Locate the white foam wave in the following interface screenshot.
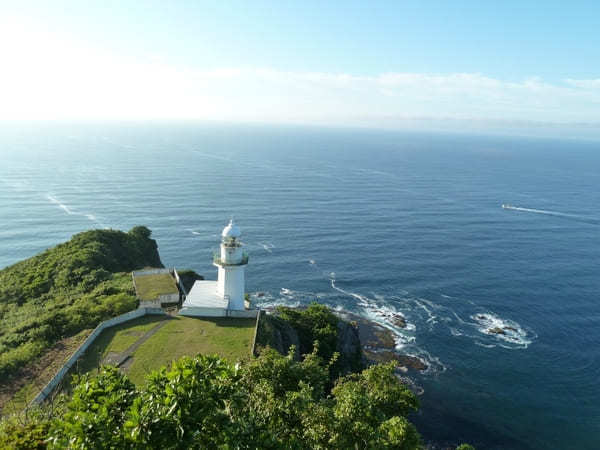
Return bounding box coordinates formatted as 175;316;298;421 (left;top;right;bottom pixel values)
258;242;275;253
470;312;533;347
394;294;536;350
330;277;416;349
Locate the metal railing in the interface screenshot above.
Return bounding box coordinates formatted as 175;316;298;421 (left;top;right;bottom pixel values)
213;252;249;266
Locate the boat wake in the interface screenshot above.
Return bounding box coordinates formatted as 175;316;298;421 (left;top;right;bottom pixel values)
502;204;599;225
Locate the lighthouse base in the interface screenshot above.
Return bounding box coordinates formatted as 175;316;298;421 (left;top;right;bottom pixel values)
179;280;258;318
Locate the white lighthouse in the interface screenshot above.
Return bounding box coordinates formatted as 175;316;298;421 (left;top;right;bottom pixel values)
179;220;254;317
215;219;248;310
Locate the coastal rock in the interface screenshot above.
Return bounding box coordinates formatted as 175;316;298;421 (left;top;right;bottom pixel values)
364;349;428;371
488;327;506;335
393;315;407;328
345;314;397;349
380;311;407;328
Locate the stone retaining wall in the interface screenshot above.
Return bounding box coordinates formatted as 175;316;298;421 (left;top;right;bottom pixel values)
30;307;166;407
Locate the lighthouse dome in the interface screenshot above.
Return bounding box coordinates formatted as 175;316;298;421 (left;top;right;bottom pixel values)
222;219;241;238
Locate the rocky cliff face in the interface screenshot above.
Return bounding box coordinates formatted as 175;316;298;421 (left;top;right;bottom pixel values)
255;310;362;375
255;307;427;377
254;313;300;360
335;319;364;374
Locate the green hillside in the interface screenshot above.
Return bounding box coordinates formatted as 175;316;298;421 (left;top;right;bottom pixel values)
0;226;163;383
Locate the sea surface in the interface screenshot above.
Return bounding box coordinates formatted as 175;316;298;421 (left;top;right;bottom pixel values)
1;123;599;449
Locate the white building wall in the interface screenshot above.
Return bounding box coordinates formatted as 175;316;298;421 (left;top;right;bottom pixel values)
217;266;225;296
223;266;245;310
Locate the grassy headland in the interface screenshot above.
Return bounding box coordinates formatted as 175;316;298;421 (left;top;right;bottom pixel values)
0;226;162;408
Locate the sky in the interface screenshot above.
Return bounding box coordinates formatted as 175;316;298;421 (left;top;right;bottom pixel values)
1;0;599;137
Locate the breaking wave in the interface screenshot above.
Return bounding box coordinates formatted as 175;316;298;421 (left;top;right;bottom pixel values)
405;294;536;349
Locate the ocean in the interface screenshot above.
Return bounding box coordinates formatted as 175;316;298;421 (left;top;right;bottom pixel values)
1;123;599;449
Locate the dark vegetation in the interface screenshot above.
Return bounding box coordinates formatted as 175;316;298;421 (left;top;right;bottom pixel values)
0;351;422;449
175;269;204;293
256;304;364;380
0;226;162;382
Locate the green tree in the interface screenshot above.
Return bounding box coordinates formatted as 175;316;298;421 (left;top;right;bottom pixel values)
5;349;422;449
328;363;421;449
50;366;136;449
125;355;238;449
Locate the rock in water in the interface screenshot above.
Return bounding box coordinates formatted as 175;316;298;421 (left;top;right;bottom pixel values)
488;327;506;335
364;350;428;371
392;315;407;328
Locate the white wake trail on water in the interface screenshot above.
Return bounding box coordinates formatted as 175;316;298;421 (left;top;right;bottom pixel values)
45;194;107;228
502;204;599;224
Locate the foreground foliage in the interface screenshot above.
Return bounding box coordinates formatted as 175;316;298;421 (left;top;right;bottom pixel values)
2;349;422;449
0;226;162;381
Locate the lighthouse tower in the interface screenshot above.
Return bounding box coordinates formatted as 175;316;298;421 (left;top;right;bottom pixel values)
214;219;248;310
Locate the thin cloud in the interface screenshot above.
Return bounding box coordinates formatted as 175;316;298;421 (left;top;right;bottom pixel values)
0;21;598;135
565;79;600;89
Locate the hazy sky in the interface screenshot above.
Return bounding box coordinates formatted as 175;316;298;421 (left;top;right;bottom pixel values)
1;1;599;136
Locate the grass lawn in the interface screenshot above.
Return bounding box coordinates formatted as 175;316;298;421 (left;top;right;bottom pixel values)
72;315;256;386
73;315;167;376
127;316;255;384
134;272;178;300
